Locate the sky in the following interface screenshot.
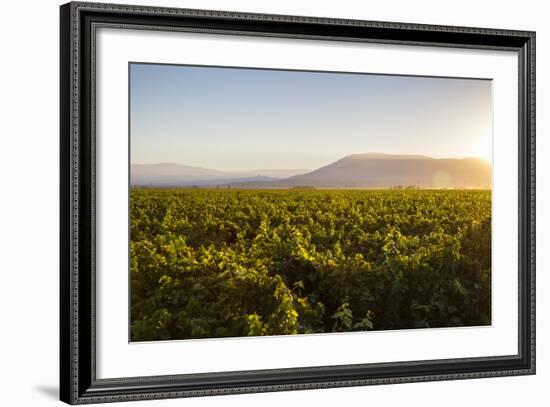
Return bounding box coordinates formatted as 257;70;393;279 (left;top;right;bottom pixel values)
130;63;492;171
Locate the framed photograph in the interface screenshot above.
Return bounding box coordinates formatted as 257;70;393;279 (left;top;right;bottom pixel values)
60;1;536;404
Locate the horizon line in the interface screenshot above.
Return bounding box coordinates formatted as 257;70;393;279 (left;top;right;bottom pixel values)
131;152;491;172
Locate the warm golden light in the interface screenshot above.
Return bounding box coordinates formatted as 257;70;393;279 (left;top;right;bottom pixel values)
471;125;492;163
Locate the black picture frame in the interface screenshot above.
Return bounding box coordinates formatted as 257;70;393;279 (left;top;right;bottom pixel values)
60;1;536;404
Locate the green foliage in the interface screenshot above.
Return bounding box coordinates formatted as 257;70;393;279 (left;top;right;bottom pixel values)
130;189;491;341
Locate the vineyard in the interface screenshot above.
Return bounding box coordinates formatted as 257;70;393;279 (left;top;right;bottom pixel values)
130;189;491;341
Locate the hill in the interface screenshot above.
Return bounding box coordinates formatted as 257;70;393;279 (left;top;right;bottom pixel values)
281;153;491;188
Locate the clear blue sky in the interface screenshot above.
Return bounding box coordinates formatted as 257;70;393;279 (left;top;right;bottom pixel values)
130;63;492;171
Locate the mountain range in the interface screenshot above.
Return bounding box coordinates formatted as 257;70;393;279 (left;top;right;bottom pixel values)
131;163;309;187
131;153;491;189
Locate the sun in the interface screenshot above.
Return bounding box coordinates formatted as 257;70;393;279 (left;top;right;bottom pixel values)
478;144;492;163
472;126;492;163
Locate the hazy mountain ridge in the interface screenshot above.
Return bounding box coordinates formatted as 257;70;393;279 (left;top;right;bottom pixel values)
131;163;309;187
132;154;491;189
277;154;491;188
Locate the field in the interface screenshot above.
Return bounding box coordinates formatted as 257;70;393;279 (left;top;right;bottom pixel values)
130;189;491;341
